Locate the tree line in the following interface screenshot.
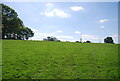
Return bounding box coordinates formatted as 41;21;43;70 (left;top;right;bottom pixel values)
2;4;34;40
76;37;114;44
43;36;114;44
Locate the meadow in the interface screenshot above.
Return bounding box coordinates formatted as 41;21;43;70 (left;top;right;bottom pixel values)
2;40;119;79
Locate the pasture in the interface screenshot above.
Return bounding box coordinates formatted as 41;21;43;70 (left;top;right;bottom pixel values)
2;40;119;79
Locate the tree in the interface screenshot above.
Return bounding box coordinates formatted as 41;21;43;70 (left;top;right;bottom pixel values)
104;37;114;44
2;4;34;40
24;27;34;40
17;27;34;40
47;36;51;41
85;40;91;43
43;36;60;42
75;41;79;43
2;4;19;39
47;36;57;41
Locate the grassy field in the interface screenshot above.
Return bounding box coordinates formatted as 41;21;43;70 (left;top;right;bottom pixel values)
0;40;2;80
2;40;119;79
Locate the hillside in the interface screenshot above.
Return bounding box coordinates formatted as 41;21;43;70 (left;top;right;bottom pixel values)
2;40;119;79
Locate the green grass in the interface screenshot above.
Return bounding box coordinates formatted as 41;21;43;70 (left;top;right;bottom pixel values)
0;40;2;80
2;40;119;79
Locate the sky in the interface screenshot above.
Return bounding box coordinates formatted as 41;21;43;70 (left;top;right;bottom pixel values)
3;2;119;43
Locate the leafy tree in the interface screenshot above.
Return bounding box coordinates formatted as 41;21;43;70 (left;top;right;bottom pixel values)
104;37;114;44
75;41;79;42
85;40;91;43
24;27;34;40
2;4;19;39
43;36;60;41
2;4;34;40
47;36;51;41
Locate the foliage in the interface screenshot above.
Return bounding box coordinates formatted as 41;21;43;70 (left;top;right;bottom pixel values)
75;41;79;42
104;37;114;44
2;4;34;40
85;40;91;43
43;36;60;42
2;40;118;79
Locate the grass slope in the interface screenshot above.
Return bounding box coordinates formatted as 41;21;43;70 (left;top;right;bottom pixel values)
2;40;119;79
0;40;2;80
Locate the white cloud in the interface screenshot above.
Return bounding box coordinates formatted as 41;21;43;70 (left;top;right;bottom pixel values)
31;28;39;33
81;34;100;40
46;3;54;7
52;33;56;35
54;9;69;18
112;34;120;44
30;31;74;41
100;26;105;28
74;31;81;34
43;10;54;17
99;19;108;23
112;34;118;38
35;33;54;37
29;32;54;40
56;30;63;33
58;35;74;39
29;29;55;40
70;6;84;11
41;8;69;18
